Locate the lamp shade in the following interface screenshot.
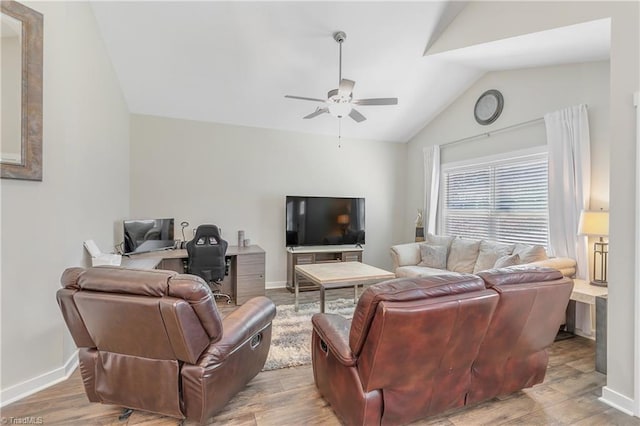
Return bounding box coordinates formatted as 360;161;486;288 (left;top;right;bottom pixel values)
578;210;609;236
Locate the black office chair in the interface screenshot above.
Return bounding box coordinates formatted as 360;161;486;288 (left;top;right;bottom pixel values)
186;225;232;304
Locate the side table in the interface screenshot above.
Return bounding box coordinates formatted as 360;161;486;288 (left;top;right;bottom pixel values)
595;294;607;374
566;279;608;336
565;279;608;374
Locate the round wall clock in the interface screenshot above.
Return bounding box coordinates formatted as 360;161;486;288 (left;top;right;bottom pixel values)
474;89;504;125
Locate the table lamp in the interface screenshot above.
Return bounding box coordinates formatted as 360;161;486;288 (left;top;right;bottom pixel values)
578;209;609;286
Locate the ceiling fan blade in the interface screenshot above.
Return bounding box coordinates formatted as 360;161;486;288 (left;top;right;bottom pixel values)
352;97;398;106
285;95;326;103
338;79;355;95
304;107;329;119
349;108;366;123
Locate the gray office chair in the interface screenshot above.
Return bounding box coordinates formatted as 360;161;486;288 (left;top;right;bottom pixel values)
186;225;232;303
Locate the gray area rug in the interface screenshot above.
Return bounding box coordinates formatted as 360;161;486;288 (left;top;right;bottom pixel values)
263;298;356;371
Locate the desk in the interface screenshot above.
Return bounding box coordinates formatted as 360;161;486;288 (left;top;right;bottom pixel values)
121;245;265;305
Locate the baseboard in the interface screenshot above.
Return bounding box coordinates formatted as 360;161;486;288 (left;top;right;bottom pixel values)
266;280;286;290
1;350;78;407
573;329;595;341
600;386;636;416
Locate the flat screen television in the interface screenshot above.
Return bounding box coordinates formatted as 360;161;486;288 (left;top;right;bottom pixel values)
286;196;365;247
123;218;175;254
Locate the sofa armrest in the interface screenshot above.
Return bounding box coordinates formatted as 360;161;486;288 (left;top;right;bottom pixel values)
312;313;356;366
390;242;422;270
526;257;576;277
197;296;276;366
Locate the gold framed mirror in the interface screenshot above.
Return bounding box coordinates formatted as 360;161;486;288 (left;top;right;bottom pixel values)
1;1;43;181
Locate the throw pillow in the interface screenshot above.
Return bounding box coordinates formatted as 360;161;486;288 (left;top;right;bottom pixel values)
494;253;521;268
447;238;481;273
418;244;448;269
513;244;548;264
473;240;515;273
426;233;455;252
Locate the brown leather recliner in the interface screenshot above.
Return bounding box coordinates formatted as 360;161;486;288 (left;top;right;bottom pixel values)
56;266;276;423
469;266;573;404
311;267;572;426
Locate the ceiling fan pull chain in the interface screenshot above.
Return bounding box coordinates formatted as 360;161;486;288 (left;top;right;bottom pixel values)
338;119;342;148
338;39;342;84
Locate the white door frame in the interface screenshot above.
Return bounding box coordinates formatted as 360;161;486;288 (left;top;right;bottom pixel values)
634;91;639;417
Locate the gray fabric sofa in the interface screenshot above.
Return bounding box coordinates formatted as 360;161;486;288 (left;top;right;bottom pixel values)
391;234;576;278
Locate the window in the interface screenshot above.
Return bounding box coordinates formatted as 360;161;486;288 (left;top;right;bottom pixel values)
440;151;549;247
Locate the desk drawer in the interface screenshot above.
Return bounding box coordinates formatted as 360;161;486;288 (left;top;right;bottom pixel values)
236;276;265;304
237;253;265;275
235;253;265;305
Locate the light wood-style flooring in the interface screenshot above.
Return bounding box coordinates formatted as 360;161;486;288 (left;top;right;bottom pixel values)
2;288;639;425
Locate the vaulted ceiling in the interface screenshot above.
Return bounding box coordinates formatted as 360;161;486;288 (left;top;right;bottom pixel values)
90;2;610;143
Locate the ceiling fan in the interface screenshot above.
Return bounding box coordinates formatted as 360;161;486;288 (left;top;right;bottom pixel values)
285;31;398;123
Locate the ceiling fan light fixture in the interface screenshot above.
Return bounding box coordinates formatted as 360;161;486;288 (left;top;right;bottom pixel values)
284;30;397;123
328;102;352;118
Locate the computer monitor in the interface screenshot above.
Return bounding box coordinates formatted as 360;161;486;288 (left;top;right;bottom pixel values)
123;218;174;254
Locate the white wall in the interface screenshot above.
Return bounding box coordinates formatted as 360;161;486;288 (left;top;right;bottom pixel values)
407;0;639;411
130;114;406;285
0;1;129;400
406;60;610;239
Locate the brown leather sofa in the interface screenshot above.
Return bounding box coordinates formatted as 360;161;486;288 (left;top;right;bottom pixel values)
56;266;276;423
311;266;572;425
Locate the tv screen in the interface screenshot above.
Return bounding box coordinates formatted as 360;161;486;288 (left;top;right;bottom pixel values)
286;196;365;247
123;218;175;254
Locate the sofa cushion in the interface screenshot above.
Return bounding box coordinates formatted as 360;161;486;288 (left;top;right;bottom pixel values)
418;244;448;269
494;253;520;268
447;238;481;273
395;265;458;278
473;241;515;273
513;244;548;264
426;233;455;252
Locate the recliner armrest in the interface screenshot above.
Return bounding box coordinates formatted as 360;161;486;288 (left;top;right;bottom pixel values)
198;296;276;366
312;313;355;366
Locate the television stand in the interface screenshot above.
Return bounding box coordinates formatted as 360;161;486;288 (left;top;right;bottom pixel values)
286;246;364;292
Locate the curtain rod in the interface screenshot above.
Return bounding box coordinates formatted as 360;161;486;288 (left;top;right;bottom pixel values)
441;117;544;148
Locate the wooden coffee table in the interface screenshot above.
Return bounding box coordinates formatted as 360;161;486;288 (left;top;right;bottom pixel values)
294;262;395;313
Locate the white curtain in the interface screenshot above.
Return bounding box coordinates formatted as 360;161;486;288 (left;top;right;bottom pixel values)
545;104;590;280
423;145;441;234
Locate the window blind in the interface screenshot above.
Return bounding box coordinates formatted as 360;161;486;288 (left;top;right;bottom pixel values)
442;153;549;247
